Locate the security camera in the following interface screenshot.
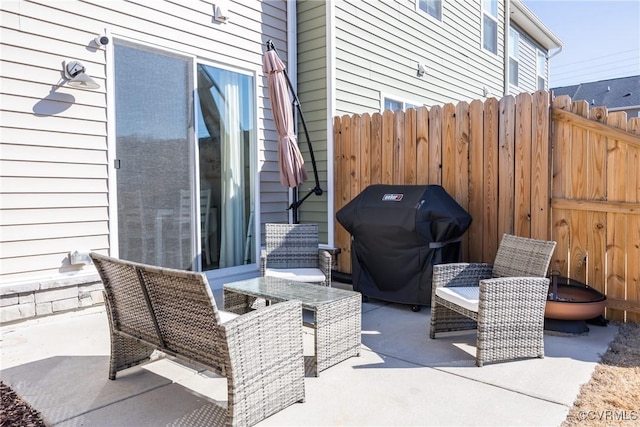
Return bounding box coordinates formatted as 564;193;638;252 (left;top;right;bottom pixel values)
94;35;109;46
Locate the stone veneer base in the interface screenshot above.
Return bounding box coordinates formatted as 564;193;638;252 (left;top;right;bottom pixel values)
0;274;104;324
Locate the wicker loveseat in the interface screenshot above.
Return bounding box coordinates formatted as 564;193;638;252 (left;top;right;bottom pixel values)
90;253;305;427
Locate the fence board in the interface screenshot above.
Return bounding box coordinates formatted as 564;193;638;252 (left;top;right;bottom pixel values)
416;106;429;184
515;93;532;238
606;112;628;321
550;96;572;275
337;115;351;273
428;105;442;185
382;110;394;184
483;97;500;262
351;114;362;200
453;102;473;259
551;208;570;275
586;107;608;296
442;103;456;196
627;119;640;322
569;209;588;283
628;213;640;322
498;96;515;239
455;102;470;259
468;100;484;262
531;91;550;240
360;113;372;191
404;108;417;184
587;210;607;295
394;111;405;184
568;101;590;283
588;107;608;200
571;101;589;199
371;113;383;185
454;102;470;209
552;96;572;199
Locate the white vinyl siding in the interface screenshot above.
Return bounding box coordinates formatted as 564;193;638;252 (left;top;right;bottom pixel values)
0;0;287;283
333;0;504;114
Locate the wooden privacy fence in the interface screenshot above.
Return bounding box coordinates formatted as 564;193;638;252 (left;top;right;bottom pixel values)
550;96;640;322
333;90;640;321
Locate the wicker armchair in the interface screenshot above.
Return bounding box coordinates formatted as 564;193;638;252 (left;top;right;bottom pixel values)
260;223;332;286
90;253;305;427
429;234;556;367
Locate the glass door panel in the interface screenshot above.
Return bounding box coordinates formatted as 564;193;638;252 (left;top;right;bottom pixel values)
196;63;254;270
115;42;195;270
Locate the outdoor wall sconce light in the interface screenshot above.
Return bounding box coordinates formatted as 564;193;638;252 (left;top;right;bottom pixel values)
213;3;229;22
417;63;426;77
63;60;100;89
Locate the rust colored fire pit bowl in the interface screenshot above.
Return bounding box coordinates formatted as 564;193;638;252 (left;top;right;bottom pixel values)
545;275;607;321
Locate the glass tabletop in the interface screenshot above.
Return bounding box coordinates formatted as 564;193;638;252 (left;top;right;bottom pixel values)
223;276;359;307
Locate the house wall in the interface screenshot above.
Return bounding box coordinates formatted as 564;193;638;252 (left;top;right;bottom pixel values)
295;0;330;241
333;0;505;115
0;0;288;321
296;0;509;245
509;23;546;94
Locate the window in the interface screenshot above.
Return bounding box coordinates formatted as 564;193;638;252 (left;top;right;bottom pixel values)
509;28;519;86
384;98;403;112
418;0;442;20
383;96;422;112
537;50;547;90
482;0;498;55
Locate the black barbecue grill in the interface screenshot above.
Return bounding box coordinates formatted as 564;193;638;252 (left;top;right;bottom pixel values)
336;184;472;311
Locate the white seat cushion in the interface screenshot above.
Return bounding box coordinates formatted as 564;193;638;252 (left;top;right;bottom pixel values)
219;310;239;324
265;268;326;283
435;286;479;313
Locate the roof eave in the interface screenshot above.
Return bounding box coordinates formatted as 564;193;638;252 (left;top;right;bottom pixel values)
510;0;563;51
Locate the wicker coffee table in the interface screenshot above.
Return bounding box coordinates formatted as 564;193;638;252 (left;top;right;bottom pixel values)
223;276;361;376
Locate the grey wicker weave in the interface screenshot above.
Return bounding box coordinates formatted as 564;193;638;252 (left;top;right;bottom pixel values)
90;252;305;427
224;276;361;376
429;234;556;367
260;223;332;286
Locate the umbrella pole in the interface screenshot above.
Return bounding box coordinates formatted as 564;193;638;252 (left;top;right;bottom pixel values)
266;40;323;222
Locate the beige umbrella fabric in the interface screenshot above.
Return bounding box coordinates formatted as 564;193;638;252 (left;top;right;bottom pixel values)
263;49;308;188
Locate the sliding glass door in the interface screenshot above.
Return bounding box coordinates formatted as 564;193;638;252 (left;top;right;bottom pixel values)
114;41;255;272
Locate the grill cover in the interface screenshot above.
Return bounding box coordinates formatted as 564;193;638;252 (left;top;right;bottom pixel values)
336;184;472;306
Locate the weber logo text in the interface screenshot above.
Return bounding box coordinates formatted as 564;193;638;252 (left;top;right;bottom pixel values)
382;194;403;201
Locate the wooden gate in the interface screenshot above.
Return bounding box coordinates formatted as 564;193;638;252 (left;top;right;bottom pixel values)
550;96;640;321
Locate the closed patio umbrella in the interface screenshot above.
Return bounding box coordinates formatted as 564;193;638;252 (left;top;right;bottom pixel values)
263;47;308;188
263;40;323;222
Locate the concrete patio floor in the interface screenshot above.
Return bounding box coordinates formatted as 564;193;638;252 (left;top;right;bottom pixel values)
1;282;617;426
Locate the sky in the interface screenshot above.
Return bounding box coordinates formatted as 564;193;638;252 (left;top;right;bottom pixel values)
523;0;640;88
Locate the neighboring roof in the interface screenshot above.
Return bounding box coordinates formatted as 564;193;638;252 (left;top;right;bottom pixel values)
552;75;640;110
510;0;563;51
